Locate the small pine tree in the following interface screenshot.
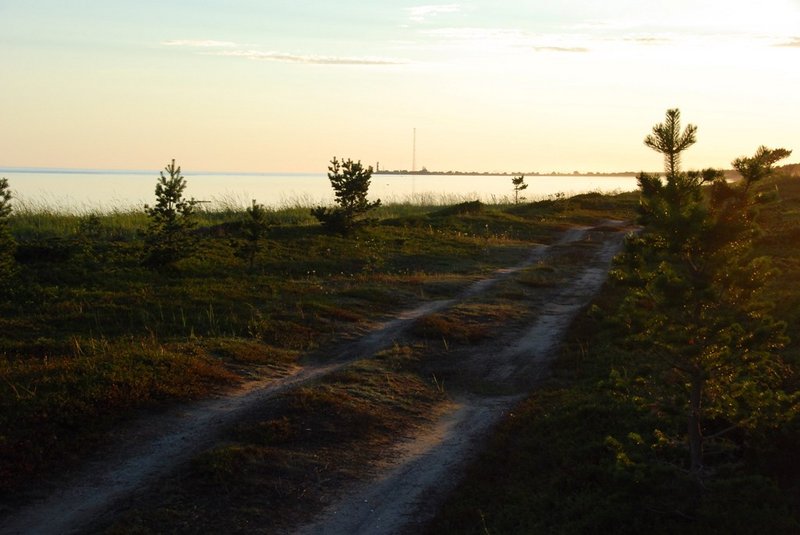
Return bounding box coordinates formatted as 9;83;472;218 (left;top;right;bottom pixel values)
311;157;381;233
613;109;793;477
0;178;17;293
143;159;198;267
511;175;528;204
235;199;270;269
643;108;697;179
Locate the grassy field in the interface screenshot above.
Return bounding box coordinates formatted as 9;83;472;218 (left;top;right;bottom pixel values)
0;189;636;509
3;172;798;533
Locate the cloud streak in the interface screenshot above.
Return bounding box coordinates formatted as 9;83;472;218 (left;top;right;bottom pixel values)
422;27;528;43
774;37;800;47
162;39;239;48
533;46;589;53
162;40;406;65
212;50;407;65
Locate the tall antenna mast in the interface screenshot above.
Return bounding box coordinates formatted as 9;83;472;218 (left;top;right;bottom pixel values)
412;127;416;173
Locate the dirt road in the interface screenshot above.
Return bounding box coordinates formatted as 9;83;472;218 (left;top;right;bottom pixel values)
295;224;627;535
0;222;629;535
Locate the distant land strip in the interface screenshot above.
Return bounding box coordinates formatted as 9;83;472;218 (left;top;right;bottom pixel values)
374;169;645;177
373;168;794;180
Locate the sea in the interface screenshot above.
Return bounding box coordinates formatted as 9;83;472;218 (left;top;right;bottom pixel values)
0;168;639;213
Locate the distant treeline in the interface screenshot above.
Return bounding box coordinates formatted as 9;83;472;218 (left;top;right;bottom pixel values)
376;167;800;180
374;169;643;177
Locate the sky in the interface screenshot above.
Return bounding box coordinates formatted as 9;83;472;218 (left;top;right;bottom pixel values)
1;1;799;173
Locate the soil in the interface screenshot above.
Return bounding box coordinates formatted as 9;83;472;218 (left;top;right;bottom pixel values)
0;221;630;535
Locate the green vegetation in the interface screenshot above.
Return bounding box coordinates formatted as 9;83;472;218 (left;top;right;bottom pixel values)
430;112;800;533
232;199;270;270
619;110;794;476
311;157;381;232
0;179;636;504
4;122;798;532
0;177;17;294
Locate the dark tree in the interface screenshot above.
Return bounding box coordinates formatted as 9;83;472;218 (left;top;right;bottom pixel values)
709;146;792;243
311;157;381;233
143;159;198;267
643;108;697;179
613;110;793;478
732;145;792;196
235;199;270;269
511;175;528;204
0;178;17;293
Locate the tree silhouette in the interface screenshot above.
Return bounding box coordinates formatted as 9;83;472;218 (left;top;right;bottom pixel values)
234;199;270;270
0;178;17;293
643;108;697;179
614;110;794;478
143;159;198;267
312;157;381;233
511;175;528;204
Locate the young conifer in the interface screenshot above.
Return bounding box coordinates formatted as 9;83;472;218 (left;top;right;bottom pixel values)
614;110;793;478
0;178;17;293
143;159;198;267
235;199;270;269
511;174;528;204
311;157;381;233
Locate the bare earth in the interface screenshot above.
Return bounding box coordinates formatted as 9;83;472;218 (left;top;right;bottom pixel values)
0;222;629;535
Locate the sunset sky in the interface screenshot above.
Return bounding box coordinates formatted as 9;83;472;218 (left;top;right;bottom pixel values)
1;1;798;173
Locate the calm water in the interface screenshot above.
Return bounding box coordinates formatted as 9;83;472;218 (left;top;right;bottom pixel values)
0;168;638;213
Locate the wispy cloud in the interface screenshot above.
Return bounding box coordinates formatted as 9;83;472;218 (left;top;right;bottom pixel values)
408;4;461;23
162;40;406;65
533;46;589;53
422;27;528;44
161;39;239;48
423;27;592;53
212;50;407;65
774;37;800;47
625;36;671;44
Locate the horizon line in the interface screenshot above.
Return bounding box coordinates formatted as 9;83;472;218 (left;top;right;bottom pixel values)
0;166;321;176
0;165;652;177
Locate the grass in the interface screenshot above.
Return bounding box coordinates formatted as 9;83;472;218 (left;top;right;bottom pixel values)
100;351;448;534
15;177;796;532
0;338;239;496
0;190;637;502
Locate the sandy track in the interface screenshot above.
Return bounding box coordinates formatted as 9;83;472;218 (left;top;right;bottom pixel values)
295;396;519;535
0;223;628;535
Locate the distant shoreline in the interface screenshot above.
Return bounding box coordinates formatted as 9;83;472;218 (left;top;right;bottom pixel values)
2;166;761;180
374;169;748;180
374;169;644;177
